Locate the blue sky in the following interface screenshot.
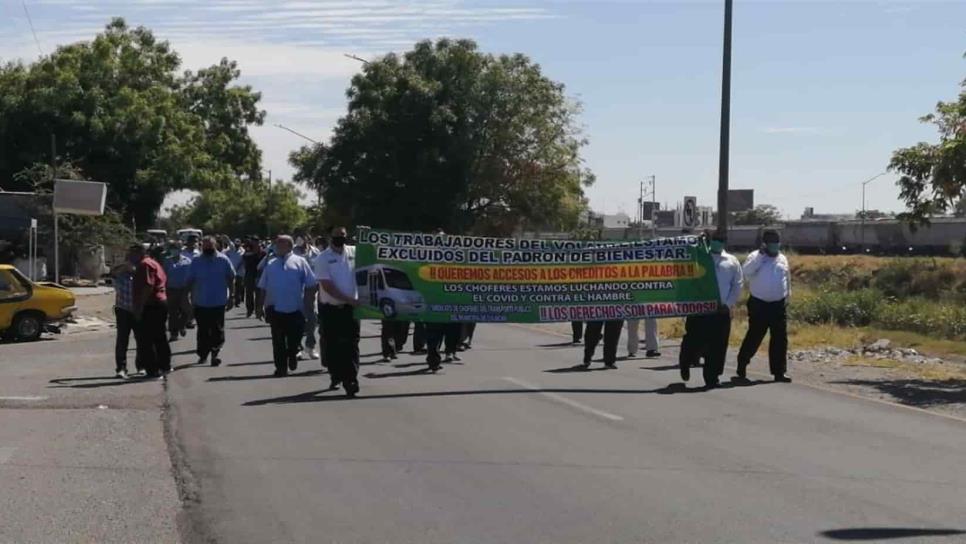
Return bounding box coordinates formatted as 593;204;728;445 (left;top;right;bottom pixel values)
2;0;964;218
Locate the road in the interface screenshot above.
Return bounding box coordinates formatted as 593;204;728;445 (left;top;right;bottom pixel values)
161;310;966;544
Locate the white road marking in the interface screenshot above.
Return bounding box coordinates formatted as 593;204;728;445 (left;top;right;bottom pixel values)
0;447;15;464
502;377;624;422
0;396;47;401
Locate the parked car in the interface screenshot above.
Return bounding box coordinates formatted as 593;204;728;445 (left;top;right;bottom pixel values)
0;264;76;341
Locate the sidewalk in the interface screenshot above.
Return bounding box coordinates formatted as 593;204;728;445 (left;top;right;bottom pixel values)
0;331;181;543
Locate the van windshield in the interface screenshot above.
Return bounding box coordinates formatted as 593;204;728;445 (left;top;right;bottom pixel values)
383;268;413;290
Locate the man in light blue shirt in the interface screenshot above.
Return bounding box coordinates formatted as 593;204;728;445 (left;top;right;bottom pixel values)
258;235;317;377
164;241;194;341
186;236;235;366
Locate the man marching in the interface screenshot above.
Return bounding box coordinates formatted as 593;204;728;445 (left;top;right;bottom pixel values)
259;235;317;377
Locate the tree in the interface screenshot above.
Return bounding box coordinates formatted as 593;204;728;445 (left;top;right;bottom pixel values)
291;39;594;236
165;180;307;237
732;204;782;226
889;66;966;224
0;18;265;227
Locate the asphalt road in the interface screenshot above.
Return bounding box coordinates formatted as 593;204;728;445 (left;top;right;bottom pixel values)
158;309;966;544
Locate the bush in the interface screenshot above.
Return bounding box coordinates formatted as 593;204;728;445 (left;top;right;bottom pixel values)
790;288;881;327
875;299;966;339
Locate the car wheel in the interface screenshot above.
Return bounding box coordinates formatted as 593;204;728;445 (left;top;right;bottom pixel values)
379;299;397;319
13;312;43;342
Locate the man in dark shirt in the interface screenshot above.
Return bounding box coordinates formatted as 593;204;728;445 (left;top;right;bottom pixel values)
242;238;266;319
131;244;171;380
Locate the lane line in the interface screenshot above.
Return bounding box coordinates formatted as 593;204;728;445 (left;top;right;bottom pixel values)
502;376;624;422
0;396;47;401
507;323;966;426
0;447;15;464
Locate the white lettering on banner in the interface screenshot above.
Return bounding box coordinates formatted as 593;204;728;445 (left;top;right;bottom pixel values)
537;301;719;322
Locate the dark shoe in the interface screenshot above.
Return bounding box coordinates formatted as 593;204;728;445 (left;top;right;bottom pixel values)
412;348;426;354
115;369;128;379
681;364;690;382
273;369;287;378
736;364;747;379
329;381;341;390
443;354;453;363
180;329;187;337
169;334;179;342
604;362;617;369
345;381;359;398
582;360;591;369
390;353;398;360
774;374;792;383
429;362;441;372
197;355;208;365
381;356;391;363
645;350;661;358
731;375;751;385
211;357;221;367
451;353;462;362
186;322;195;329
288;358;298;371
705;379;719;389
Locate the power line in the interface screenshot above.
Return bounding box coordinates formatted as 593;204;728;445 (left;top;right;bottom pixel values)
21;0;44;57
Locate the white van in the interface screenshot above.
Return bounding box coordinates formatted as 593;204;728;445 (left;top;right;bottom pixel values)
176;228;203;242
355;264;426;319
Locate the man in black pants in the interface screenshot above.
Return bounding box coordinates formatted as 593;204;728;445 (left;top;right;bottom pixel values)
380;320;410;362
110;260;140;378
679;231;743;387
736;230;792;383
582;320;622;369
411;322;426;353
315;226;361;396
242;239;265;318
259;235;317;377
186;236;236;366
571;321;583;344
130;244;171;380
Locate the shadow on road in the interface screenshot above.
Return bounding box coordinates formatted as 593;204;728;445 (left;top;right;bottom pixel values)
246;336;273;341
208;369;322;382
227;360;274;367
48;376;154;389
537;342;578;349
828;378;966;408
819;527;966;540
241;385;736;405
231;324;268;330
363;368;435;379
544;364;609;373
640;364;681;371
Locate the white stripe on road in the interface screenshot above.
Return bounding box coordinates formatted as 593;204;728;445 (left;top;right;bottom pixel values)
0;447;15;464
502;377;624;422
0;396;47;401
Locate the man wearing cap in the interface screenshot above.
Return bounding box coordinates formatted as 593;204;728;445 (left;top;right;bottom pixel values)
258;235;317;377
736;229;791;383
315;226;361;396
164;241;193;342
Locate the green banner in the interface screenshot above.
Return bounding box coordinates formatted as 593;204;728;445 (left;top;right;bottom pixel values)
353;228;721;323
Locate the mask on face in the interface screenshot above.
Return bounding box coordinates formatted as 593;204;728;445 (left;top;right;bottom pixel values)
203;248;216;256
766;242;781;255
331;236;346;248
709;240;724;254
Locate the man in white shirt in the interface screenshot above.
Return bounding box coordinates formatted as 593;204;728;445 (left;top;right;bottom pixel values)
736;229;791;383
258;235;317;377
295;235;322;360
315;226;361;397
679;231;743;387
226;239;245;309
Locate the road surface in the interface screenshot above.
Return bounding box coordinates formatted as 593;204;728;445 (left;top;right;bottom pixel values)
163;310;966;544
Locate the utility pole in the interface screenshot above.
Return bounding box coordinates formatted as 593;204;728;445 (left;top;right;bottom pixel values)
638;180;644;240
650;175;657;238
716;0;733;237
639;175;656;239
51;134;59;284
266;169;272;239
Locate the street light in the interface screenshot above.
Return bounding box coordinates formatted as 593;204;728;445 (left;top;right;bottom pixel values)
860;172;888;250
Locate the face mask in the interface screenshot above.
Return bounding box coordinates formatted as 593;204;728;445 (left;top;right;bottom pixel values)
766;242;781;255
709;240;724;254
295;237;305;247
203;248;215;256
331;236;346;248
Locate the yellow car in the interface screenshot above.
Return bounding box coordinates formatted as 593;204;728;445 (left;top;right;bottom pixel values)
0;264;77;341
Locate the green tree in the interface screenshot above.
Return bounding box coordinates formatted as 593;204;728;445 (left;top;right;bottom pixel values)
889;67;966;224
0;18;265;227
291;39;594;236
732;204;782;226
166;181;307;237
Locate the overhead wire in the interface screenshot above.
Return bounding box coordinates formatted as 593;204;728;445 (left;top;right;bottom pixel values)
22;0;45;57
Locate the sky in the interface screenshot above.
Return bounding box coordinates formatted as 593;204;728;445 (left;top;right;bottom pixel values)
2;0;964;219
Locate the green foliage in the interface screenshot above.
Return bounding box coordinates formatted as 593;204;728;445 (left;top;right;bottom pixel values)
0;18;265;227
291;38;593;236
888;66;966;225
732;204;782;226
166;181;307;237
790;288;881;327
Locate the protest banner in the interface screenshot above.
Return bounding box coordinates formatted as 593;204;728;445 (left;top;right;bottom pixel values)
353;228;720;323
